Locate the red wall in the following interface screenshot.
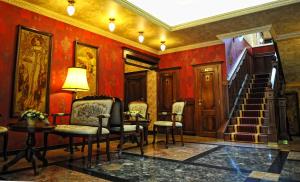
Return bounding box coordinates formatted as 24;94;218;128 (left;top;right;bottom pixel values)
159;44;226;99
0;2;157;150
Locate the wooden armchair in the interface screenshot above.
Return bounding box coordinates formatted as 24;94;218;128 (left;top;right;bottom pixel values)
0;114;8;161
153;101;186;148
44;96;114;167
109;98;144;155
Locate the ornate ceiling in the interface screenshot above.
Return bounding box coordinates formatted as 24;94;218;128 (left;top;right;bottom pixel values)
8;0;300;53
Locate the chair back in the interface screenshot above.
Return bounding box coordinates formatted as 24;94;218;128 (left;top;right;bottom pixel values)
128;101;148;119
172;101;185;122
110;97;124;127
70;96;114;128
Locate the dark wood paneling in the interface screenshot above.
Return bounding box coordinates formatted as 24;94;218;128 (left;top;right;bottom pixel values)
182;98;195;135
124;71;147;110
253;53;274;74
194;63;222;137
157;69;179;120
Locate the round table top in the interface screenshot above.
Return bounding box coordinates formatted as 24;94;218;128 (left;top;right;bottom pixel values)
8;122;54;133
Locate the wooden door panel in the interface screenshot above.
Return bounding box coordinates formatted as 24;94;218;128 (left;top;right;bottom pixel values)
195;64;222;137
125;71;147;110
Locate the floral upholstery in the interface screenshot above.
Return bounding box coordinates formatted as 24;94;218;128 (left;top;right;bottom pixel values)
70;99;113;127
172;101;185;122
54;125;109;135
128;101;148;120
0;126;8;133
153;121;183;127
110;125;143;132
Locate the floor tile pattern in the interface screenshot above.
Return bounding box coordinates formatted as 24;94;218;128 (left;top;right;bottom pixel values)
192;146;279;172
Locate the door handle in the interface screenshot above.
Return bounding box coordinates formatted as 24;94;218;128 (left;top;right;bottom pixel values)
198;100;203;106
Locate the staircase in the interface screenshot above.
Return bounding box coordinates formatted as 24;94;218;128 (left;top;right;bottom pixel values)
224;73;270;143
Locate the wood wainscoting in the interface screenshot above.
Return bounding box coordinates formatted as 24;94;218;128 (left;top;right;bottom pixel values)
194;63;223;137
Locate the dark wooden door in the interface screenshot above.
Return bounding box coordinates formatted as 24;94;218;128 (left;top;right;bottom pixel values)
124;71;147;110
157;70;178;119
194;64;222;137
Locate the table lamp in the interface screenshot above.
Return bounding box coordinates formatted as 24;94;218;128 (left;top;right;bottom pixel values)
62;67;89;99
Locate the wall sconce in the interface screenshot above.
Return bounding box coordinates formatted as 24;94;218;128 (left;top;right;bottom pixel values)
138;31;144;43
66;0;75;16
62;67;89;99
108;18;116;32
160;41;166;51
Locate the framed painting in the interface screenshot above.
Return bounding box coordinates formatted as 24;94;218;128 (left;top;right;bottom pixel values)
11;25;52;117
74;41;98;98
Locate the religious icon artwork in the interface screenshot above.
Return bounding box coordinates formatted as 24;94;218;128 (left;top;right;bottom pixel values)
74;41;98;98
12;25;52;117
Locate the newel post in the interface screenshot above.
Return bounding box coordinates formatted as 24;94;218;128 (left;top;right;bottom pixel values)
278;98;289;140
266;88;277;142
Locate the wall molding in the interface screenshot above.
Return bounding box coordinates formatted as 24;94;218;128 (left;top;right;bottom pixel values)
286;82;300;87
3;0;159;55
275;31;300;41
159;40;223;55
216;25;273;40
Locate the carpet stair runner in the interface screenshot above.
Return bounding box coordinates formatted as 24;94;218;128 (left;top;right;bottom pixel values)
224;73;270;143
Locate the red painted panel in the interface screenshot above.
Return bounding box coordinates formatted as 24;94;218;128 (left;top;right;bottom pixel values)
253;45;275;54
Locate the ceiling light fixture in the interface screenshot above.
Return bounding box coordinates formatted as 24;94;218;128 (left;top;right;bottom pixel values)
138;31;144;43
66;0;75;16
160;41;166;51
108;18;116;32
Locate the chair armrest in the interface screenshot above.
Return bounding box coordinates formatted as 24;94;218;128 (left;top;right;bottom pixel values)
171;113;183;127
97;114;110;135
51;113;71;125
123;112;142;132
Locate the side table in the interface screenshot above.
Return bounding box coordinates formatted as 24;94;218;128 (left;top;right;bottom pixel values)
2;122;54;175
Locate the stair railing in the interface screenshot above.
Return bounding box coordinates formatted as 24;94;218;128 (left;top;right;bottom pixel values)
218;49;252;138
266;41;288;142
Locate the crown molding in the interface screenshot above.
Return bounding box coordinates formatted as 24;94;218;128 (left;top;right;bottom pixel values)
115;0;299;31
3;0;159;55
275;31;300;41
158;40;223;55
217;25;273;40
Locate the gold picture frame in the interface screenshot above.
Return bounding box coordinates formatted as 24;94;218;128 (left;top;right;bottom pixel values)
11;25;52;117
74;41;98;98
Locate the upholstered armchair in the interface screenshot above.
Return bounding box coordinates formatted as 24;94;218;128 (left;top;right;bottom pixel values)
45;96;114;167
153;101;186;148
0;114;8;161
125;101;150;144
109;98;144;155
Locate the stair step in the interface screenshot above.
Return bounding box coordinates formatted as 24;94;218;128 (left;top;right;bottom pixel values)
238;110;266;117
253;74;270;79
231;117;265;125
227;125;268;134
245;87;267;93
241;98;266;104
250;83;269;88
240;104;265;110
224;133;268;143
250;78;269;84
244;92;265;99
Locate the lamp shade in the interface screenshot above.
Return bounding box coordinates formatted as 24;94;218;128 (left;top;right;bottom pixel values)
62;67;89;92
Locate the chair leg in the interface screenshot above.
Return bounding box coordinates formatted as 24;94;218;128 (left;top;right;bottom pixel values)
180;127;184;146
144;126;149;145
69;137;74;154
87;135;93;168
140;130;144;156
152;125;156;144
3;132;8;161
106;134;110;161
165;127;169;149
97;135;100;149
171;127;175;144
81;138;86;152
43;132;48;159
118;134;124;156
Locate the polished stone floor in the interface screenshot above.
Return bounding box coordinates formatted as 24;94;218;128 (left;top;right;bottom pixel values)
0;135;300;182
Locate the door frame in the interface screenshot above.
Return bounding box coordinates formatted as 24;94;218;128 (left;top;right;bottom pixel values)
193;62;223;137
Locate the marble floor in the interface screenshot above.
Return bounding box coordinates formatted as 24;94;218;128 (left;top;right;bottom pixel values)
0;135;300;182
